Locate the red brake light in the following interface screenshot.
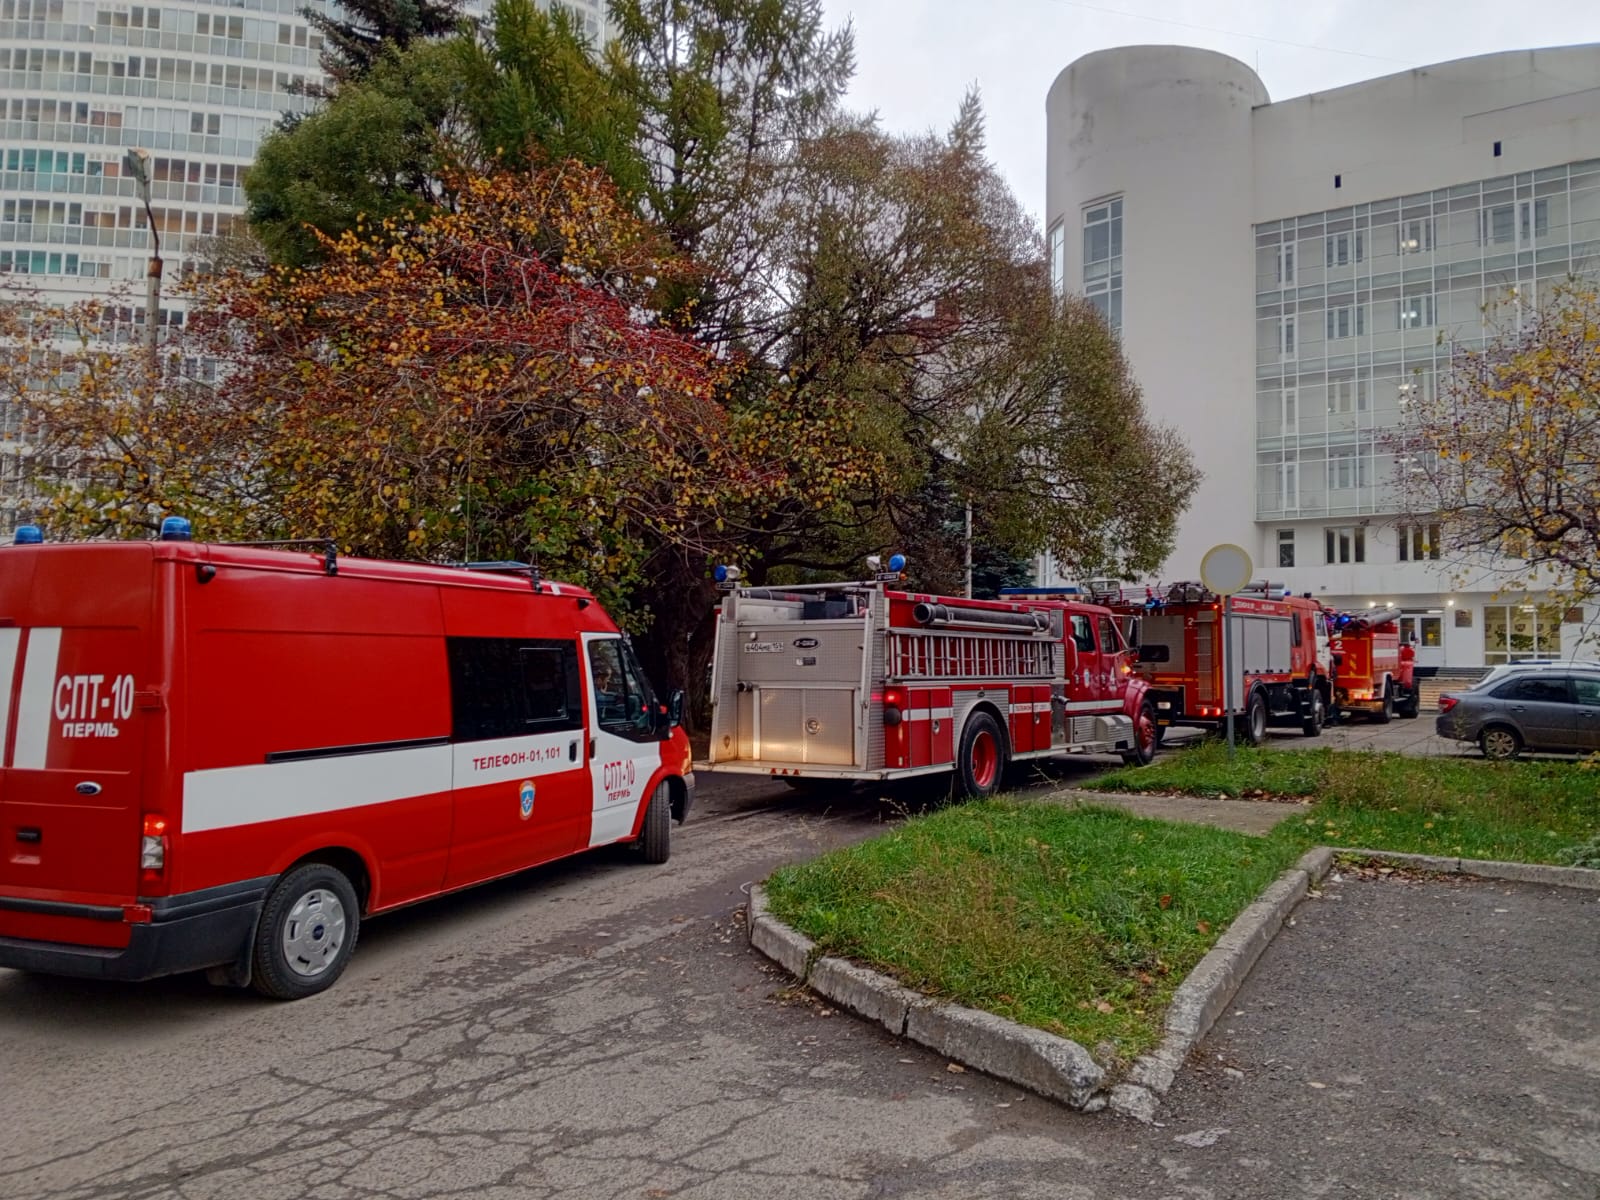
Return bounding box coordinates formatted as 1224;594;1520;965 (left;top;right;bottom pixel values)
1438;695;1458;713
141;814;168;877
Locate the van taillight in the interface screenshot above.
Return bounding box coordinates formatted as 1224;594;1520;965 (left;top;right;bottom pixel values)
140;814;168;875
1438;695;1458;714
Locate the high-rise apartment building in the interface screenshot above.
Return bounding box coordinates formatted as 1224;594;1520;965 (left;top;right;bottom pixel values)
0;0;611;518
1041;45;1600;669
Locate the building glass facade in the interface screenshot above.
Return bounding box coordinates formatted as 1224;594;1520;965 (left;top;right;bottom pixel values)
1253;160;1600;522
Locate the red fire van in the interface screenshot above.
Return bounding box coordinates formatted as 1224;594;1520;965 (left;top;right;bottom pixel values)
0;522;692;999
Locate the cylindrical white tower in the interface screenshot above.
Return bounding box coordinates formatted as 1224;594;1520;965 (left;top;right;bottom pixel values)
1045;46;1268;580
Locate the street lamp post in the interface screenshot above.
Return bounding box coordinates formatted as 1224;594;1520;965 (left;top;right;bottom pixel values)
123;147;161;382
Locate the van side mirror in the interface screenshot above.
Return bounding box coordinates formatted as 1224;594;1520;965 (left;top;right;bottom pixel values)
668;689;685;728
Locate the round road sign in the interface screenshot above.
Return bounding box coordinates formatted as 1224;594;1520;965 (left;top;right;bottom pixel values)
1199;543;1253;597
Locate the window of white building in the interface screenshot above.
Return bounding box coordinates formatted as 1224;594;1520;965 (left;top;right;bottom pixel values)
1325;231;1364;267
1327;448;1362;490
1398;293;1436;330
1280;387;1298;434
1325;304;1365;340
1328;378;1366;413
1325;526;1366;563
1047;221;1065;297
1277;528;1295;568
1397;523;1442;561
1480;199;1548;247
1397;218;1434;254
1083;198;1123;332
1279;315;1296;358
1277;242;1296;286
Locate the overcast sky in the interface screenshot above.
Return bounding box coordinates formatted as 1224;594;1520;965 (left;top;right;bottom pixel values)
820;0;1600;225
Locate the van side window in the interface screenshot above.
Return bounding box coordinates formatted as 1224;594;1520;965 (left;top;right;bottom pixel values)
589;638;657;741
447;637;582;741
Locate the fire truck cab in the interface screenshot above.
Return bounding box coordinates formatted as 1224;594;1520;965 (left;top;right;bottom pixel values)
702;566;1156;797
1106;581;1334;744
0;525;692;999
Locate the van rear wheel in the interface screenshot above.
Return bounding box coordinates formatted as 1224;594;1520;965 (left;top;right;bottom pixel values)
251;863;360;1001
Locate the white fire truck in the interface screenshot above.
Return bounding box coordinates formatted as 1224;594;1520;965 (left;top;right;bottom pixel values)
701;562;1157;797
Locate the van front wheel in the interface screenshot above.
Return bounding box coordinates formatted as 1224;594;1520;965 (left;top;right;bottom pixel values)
635;781;671;864
251;863;360;1001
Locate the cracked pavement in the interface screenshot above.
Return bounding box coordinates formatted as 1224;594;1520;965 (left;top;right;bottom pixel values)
2;772;1597;1199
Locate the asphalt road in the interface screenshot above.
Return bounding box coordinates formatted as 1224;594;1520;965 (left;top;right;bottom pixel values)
3;768;1596;1200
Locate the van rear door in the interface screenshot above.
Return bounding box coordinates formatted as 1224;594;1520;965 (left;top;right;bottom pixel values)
1;546;153;915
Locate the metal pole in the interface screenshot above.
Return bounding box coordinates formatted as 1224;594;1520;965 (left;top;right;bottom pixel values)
963;500;973;599
125;148;160;384
1224;594;1235;757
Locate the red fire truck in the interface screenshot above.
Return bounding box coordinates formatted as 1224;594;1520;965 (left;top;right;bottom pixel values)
1326;605;1420;721
1102;581;1334;744
0;522;692;999
701;562;1156;797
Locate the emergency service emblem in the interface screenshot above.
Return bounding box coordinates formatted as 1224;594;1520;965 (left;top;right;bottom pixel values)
518;780;536;820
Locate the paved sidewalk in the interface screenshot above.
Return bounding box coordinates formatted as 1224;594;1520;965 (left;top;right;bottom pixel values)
1042;787;1302;836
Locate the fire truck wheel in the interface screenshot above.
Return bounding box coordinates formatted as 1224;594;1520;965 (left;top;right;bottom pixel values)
956;712;1008;800
1121;702;1158;766
251;863;361;1001
1301;689;1326;737
1242;691;1268;746
636;781;672;864
1375;684;1394;724
1396;689;1420;719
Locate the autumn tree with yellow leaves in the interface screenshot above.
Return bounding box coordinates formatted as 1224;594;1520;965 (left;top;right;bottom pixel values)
1399;283;1600;611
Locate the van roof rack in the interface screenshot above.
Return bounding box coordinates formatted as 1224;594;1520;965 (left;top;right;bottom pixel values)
455;560;545;592
221;537;339;576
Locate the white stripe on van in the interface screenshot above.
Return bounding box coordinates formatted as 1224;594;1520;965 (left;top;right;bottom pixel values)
12;627;61;770
182;745;455;834
181;730;585;833
0;628;19;767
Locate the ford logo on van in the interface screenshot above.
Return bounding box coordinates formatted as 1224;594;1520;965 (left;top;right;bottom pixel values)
793;637;820;649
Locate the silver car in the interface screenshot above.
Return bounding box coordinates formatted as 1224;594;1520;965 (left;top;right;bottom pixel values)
1437;666;1600;758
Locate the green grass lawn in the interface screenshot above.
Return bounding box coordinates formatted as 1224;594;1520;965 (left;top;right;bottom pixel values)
765;801;1304;1061
1089;743;1600;865
764;747;1600;1060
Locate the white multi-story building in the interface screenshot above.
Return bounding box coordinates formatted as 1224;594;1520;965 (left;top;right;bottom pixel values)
1041;44;1600;670
0;0;608;517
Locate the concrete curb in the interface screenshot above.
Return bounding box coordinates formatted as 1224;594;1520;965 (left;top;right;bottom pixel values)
1108;847;1333;1121
1334;849;1600;891
746;885;1106;1109
747;849;1600;1122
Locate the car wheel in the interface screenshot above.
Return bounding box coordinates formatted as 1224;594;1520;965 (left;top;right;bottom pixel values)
1121;701;1158;766
1480;725;1521;761
251;863;361;1001
956;711;1007;799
